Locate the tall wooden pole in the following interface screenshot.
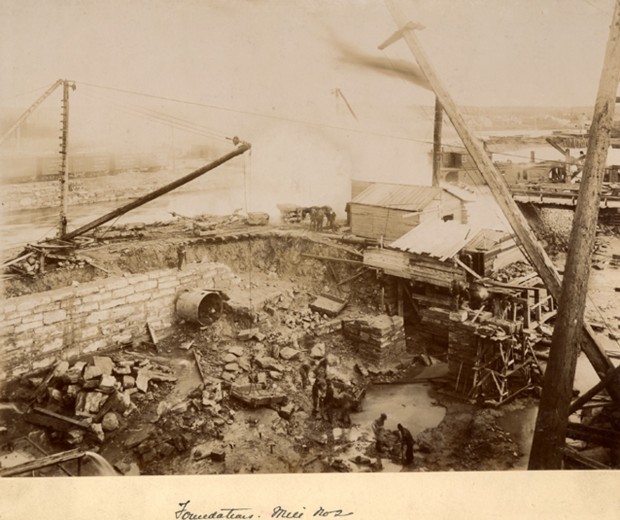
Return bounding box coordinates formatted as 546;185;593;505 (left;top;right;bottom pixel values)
58;80;76;237
432;97;442;186
529;0;620;470
382;0;620;404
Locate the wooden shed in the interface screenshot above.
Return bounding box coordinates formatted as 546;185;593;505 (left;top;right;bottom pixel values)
348;182;472;242
364;219;525;288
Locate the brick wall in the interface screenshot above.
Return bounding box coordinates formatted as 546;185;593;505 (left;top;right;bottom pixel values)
0;262;236;382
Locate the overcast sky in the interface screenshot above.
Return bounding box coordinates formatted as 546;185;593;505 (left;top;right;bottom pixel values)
1;0;617;189
2;0;616;106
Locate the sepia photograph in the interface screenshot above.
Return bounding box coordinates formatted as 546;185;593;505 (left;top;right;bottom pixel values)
1;0;619;517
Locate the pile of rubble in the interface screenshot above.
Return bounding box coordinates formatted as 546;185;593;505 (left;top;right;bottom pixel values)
25;354;177;445
490;261;533;283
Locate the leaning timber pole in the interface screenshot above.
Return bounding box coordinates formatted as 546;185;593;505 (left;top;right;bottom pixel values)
382;0;620;404
528;1;620;470
432;97;442;187
59;141;251;241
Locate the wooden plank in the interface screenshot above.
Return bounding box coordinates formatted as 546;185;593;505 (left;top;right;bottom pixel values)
569;363;620;414
0;449;86;477
563;446;611;470
25;406;91;432
146;322;159;346
301;253;364;266
566;422;620;449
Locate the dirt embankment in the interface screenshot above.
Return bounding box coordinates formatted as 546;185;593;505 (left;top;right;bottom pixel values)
4;230;379;306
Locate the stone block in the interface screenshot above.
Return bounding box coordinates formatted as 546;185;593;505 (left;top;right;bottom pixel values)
237;328;258;341
14;319;44;334
134;280;158;293
279;347;300;360
104;278;131;291
136;371;150;392
221;371;236;383
42;337;64;353
79;326;100;341
310;342;326;359
43;309;67;325
49;287;77;303
83;339;107;354
15;297;43;314
99;299;122;311
14;336;35;349
127;273;149;285
33;357;55;370
85;310;110;325
75;284;101;298
227;346;244;357
157;279;178;290
123;375;136;389
79;302;100;314
84;365;103;380
99;375;117;391
222;353;237;363
254;356;283;372
126;292;150;304
112;286;135;299
93;356;114;375
110;305;136;320
102;412;120;432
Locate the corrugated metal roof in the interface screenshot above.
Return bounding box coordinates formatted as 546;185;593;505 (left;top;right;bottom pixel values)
351;183;442;211
439;182;478;202
389;219;479;261
464;229;511;251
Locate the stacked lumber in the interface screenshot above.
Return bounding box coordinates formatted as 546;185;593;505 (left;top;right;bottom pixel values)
343;314;406;365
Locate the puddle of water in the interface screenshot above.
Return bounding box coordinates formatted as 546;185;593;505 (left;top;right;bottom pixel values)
343;383;446;473
353;383;446;436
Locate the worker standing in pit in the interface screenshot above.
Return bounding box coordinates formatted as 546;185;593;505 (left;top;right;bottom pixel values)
322;379;335;423
397;423;415;466
312;378;326;416
372;413;387;453
299;361;311;389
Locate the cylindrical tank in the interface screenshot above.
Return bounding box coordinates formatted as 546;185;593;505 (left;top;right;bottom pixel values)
176;290;223;326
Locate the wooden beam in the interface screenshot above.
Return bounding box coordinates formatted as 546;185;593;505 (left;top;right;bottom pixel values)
545;137;569;157
569;363;620;414
301;253;365;266
0;449;86;477
563;446;611;469
530;0;620;469
566;422;620;449
383;0;620;408
432;97;443;186
454;257;482;280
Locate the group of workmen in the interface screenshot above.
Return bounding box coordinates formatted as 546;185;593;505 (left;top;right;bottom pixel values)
372;413;415;466
300;357;347;424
